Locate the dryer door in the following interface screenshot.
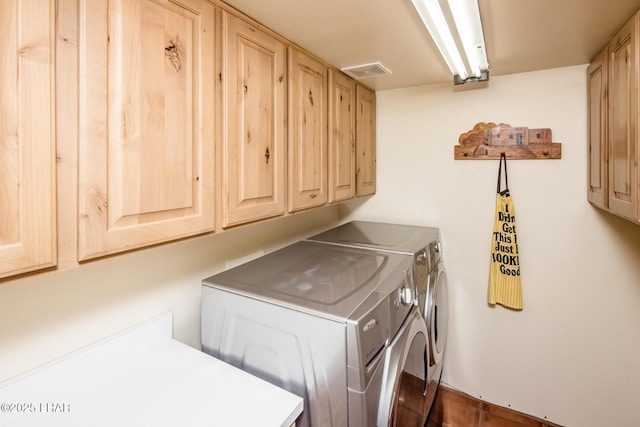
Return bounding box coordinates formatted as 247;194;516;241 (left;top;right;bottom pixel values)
377;309;429;427
427;264;448;370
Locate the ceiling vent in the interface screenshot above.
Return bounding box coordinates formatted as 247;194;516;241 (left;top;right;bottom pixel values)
341;62;392;79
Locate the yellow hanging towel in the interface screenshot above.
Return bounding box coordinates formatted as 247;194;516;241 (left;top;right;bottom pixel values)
488;153;522;310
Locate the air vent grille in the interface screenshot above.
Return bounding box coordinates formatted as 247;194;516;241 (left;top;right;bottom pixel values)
341;62;392;79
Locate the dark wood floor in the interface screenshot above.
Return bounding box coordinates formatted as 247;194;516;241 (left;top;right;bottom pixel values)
396;371;428;427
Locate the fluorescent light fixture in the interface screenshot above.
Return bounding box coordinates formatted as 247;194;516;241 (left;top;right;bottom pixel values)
411;0;489;84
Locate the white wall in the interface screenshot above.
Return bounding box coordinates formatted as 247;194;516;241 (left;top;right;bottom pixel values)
341;65;640;426
0;207;339;383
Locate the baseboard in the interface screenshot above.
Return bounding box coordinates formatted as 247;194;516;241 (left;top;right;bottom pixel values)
426;384;563;427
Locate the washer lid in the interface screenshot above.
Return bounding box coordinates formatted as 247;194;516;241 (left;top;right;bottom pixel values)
307;221;440;257
202;241;411;322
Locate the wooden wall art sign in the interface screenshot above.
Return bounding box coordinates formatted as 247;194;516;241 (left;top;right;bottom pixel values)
454;122;562;160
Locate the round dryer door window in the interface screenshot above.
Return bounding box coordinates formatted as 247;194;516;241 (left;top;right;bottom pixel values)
435;269;448;354
427;266;448;368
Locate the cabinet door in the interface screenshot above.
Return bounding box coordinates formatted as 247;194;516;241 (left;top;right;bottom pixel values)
587;50;607;209
0;0;56;278
288;48;328;212
78;0;216;260
222;11;286;227
607;13;638;219
328;70;356;203
356;84;377;197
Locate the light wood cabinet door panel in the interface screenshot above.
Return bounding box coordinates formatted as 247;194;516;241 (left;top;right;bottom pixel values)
607;13;638;220
328;70;356;203
356;84;376;197
0;0;56;278
221;11;286;227
587;50;607;209
288;48;328;212
78;0;215;260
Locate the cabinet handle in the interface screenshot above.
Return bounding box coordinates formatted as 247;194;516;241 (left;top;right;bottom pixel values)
265;148;271;164
308;90;314;106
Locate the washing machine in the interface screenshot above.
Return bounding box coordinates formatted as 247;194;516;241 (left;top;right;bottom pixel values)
201;240;428;427
307;220;449;416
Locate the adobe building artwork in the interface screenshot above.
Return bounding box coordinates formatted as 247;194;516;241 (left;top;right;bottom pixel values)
454;122;561;160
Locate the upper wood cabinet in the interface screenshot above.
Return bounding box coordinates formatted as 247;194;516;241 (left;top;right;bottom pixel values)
77;0;216;260
588;10;639;224
328;70;356;204
587;50;607;209
221;11;287;227
0;0;56;279
288;48;328;213
607;12;638;220
356;84;377;197
1;0;375;279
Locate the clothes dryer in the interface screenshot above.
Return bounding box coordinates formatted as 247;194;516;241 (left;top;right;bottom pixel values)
307;221;449;416
201;241;427;427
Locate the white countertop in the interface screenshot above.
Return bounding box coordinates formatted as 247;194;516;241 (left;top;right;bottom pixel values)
0;313;303;426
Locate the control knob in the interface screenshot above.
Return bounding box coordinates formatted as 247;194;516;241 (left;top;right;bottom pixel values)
399;285;413;306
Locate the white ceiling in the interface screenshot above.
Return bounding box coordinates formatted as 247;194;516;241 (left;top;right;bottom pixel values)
221;0;640;91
